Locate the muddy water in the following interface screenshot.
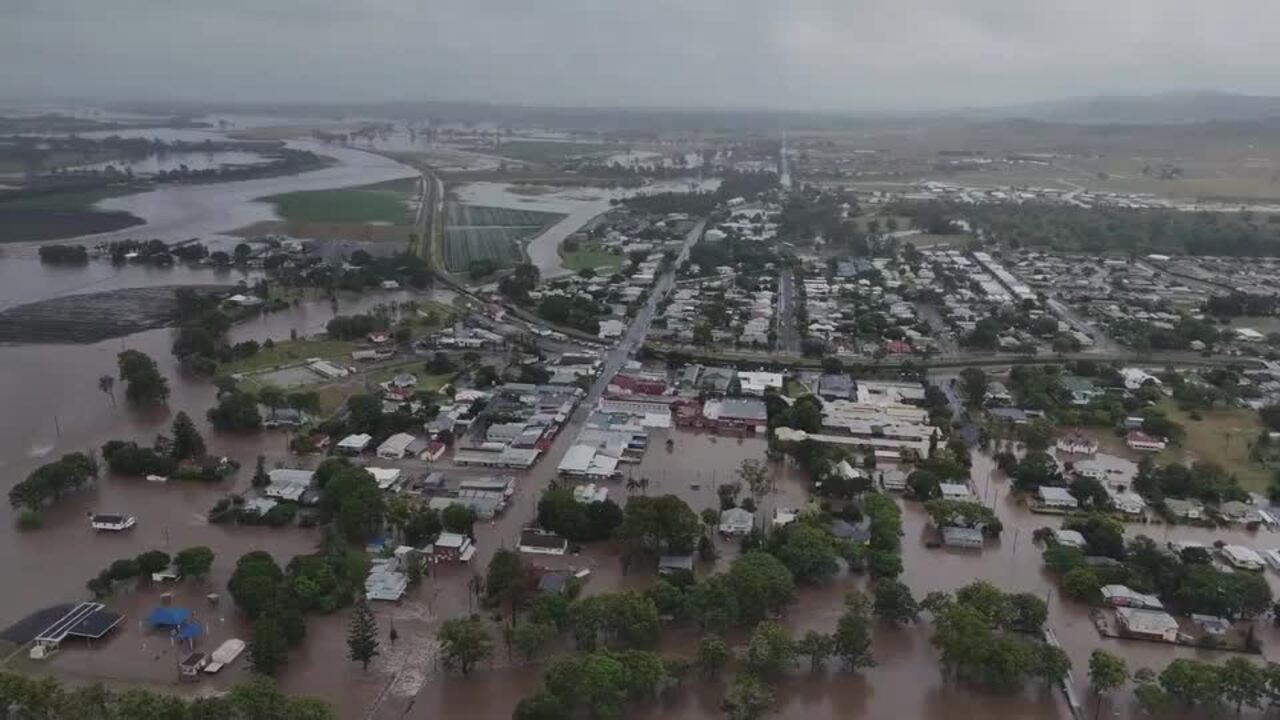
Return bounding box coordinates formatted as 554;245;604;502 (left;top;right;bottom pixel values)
0;259;428;628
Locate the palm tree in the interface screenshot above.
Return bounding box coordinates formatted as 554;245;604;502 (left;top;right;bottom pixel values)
98;375;116;407
625;477;640;495
638;477;650;495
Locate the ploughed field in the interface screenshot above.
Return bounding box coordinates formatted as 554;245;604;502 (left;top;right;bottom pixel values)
0;285;231;343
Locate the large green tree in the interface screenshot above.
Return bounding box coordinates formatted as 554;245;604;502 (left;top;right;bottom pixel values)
438;617;492;677
346;597;380;670
117;350;169;405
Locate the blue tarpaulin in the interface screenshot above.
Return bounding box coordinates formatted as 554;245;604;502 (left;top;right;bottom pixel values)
145;606;192;628
175;621;203;641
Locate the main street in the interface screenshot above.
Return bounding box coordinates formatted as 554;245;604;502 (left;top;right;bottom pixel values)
777;268;800;353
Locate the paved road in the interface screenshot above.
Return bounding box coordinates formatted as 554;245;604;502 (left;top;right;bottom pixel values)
580;219;705;410
777;269;800;353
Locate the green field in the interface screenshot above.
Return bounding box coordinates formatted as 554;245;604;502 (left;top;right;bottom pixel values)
262;187;409;224
560;244;621;272
2;186;139;212
1156;401;1270;492
223;338;355;375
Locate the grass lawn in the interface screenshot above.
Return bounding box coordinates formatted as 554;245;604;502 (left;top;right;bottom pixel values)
560;243;621;272
1156;401;1270;492
223;338;355;375
262;187;409;224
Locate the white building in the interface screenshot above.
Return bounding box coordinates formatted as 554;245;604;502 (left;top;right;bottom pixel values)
719;507;755;535
737;371;784;396
377;433;416;460
337;433;373;454
1038;486;1079;510
1222;545;1265;571
1051;528;1087;549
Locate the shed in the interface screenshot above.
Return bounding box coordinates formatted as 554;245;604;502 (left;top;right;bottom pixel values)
1115;607;1179;642
1038;486;1079;510
377;433;417;460
941;526;984;549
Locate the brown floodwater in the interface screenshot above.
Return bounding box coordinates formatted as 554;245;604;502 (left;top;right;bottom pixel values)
5;266;1280;718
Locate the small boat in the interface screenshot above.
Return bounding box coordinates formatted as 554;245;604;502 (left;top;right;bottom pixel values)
89;513;136;532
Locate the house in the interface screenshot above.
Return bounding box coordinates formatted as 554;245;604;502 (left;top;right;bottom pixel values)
519;529;568;556
432;532;476;563
658;554;694;575
337;433;373;454
558;445;620;480
817;374;855;400
984;382;1012;406
421;440;447;462
772;508;799;528
1058;376;1101;406
598;319;626;340
366;467;402;491
1115;607;1179;643
939;483;974;502
1038;486;1079;511
1126;431;1166;452
1100;584;1164;610
1164;498;1204;521
376;432;417;460
718;507;755;535
1191;614;1232;636
263;408;309;428
365;559;408;602
879;469;908;492
1051;528;1087;549
1106;485;1147;516
1222;545;1265;571
738;371;784;396
264;468;315;502
941;526;985;549
830;518;870;543
89;513;136;532
1055;433;1098;455
1120;368;1161;391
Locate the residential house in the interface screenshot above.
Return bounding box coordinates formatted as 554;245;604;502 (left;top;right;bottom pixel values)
718;507;755;535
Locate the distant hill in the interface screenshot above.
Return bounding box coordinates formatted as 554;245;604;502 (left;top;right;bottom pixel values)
970;91;1280;125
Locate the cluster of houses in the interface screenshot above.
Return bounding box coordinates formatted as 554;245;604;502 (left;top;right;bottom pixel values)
653;276;778;348
526;264;658;340
795;254;944;356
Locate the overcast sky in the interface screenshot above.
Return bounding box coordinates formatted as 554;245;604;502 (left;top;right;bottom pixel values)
4;0;1278;111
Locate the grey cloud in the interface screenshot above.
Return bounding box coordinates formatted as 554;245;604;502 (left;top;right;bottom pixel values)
2;0;1277;111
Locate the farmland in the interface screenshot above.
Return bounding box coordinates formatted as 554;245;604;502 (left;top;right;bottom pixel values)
441;202;564;274
444;202;562;228
263;185;410;224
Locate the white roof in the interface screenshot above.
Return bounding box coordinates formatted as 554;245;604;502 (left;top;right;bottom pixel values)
435;532;469;549
559;445;597;473
265;469;314;501
1224;545;1264;565
1039;486;1078;504
338;433;373;451
939;483;972;500
378;432;416;455
366;467;402;490
1052;529;1086;547
1116;607;1179;634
